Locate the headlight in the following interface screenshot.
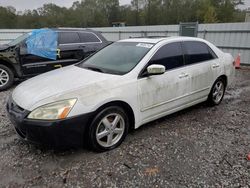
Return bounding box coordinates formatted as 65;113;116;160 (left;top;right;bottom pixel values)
28;99;77;120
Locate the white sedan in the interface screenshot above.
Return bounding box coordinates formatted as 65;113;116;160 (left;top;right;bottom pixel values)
7;37;235;151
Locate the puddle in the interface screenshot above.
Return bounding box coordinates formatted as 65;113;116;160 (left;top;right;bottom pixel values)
225;85;250;100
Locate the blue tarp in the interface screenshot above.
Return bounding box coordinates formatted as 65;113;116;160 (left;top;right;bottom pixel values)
26;29;58;60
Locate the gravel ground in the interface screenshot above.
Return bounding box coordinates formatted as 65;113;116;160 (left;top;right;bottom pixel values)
0;69;250;187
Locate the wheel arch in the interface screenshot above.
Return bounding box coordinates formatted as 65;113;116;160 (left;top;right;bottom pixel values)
92;100;135;131
217;74;228;87
0;60;18;77
207;74;227;106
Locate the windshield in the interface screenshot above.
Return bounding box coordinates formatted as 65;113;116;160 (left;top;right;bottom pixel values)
78;42;153;75
8;33;30;46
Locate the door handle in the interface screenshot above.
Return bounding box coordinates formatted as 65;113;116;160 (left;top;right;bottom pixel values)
179;73;185;78
212;64;220;68
179;73;189;78
56;49;61;58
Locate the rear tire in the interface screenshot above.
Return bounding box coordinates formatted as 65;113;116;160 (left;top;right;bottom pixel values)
207;78;226;106
87;106;129;152
0;64;14;91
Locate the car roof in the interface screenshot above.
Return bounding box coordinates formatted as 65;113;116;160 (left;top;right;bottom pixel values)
52;28;97;32
50;28;108;42
118;38;167;44
118;36;206;44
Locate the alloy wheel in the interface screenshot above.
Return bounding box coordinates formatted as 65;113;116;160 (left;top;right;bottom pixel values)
96;113;125;148
0;68;9;87
212;80;225;104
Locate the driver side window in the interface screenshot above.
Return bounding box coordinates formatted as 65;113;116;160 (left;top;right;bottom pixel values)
149;42;184;70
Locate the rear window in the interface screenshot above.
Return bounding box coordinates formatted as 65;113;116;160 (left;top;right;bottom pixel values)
59;32;80;44
183;41;216;65
78;32;101;43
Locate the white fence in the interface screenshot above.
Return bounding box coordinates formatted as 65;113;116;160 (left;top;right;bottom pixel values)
0;22;250;64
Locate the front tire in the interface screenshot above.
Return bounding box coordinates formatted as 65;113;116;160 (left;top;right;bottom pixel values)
0;64;14;91
207;78;226;106
88;106;129;152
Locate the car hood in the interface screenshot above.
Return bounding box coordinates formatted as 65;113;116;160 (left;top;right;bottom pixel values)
12;65;119;110
0;44;9;51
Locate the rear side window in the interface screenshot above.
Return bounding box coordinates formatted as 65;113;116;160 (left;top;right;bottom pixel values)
183;41;216;65
78;32;101;43
149;42;184;70
59;32;80;44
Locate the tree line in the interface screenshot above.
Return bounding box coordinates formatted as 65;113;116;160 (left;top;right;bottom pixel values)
0;0;247;29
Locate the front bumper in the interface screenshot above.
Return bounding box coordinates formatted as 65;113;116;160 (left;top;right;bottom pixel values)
6;97;93;148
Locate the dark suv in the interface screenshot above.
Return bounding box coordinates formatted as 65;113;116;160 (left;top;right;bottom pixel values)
0;28;109;91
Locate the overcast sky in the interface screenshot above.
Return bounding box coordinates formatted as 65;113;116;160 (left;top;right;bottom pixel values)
0;0;131;11
0;0;249;11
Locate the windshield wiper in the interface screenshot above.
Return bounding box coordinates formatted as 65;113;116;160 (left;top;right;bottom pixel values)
84;66;104;73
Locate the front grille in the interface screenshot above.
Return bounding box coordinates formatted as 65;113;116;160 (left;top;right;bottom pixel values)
12;103;25;113
7;96;30;120
14;127;26;138
9;99;25;113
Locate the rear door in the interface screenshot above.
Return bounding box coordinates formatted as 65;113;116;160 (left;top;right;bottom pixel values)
78;31;103;58
182;41;220;102
57;31;84;66
138;42;191;122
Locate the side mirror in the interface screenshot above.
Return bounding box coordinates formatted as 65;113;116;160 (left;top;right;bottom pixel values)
147;64;165;76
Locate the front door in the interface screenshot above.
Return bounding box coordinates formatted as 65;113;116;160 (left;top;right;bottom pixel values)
20;31;82;76
19;41;57;76
138;42;190;123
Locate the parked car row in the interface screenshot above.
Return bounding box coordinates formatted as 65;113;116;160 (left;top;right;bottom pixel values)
0;28;109;91
6;34;235;151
